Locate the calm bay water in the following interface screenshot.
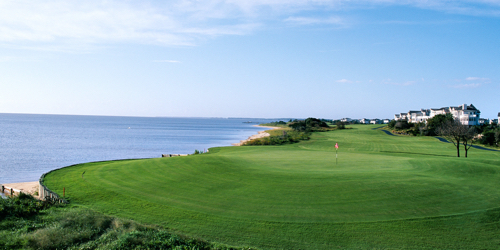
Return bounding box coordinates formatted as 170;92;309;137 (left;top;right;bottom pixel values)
0;114;280;183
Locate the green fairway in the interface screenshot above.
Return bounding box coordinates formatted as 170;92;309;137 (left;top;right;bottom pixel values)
44;124;500;249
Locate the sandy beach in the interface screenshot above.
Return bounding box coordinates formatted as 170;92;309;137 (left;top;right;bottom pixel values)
232;125;282;146
2;181;39;196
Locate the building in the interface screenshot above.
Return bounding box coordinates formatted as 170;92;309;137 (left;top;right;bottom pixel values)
359;118;370;124
479;118;489;125
394;104;481;126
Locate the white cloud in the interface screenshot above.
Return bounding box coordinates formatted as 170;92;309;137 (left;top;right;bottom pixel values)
451;83;482;88
1;0;500;51
0;0;261;50
336;79;352;83
465;76;490;81
0;1;185;47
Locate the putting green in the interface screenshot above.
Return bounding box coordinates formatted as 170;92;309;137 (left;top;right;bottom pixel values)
44;125;500;249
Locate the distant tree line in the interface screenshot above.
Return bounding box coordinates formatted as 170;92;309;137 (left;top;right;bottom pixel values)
288;118;331;132
247;118;347;146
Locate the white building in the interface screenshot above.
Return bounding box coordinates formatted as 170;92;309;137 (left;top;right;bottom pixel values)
359;118;370;124
479;118;489;125
394;104;481;126
394;113;408;121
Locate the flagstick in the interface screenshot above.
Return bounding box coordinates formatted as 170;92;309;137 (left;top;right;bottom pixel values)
334;142;339;165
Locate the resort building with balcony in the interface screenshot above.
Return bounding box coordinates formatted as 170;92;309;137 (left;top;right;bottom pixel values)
394;104;481;126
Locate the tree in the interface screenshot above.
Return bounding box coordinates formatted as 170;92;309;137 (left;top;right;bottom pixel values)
336;121;346;130
495;129;500;147
462;127;478;158
387;120;397;129
288;118;329;132
394;120;412;130
479;131;496;146
437;119;469;157
426;113;454;136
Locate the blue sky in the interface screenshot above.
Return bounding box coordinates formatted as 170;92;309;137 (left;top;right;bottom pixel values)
0;0;499;119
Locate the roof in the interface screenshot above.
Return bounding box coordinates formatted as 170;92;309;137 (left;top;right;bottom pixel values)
466;104;479;111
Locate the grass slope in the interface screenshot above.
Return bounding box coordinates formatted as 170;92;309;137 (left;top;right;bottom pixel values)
44;125;500;249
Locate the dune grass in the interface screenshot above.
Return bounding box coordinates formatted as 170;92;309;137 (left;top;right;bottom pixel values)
43;124;500;249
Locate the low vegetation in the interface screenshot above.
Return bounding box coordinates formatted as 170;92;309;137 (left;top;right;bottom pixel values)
475;123;500;147
248;118;345;146
0;195;243;249
260;121;287;127
0;193;48;220
288;118;333;132
244;129;310;145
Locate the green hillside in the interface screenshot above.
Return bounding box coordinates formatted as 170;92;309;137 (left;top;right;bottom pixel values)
44;124;500;249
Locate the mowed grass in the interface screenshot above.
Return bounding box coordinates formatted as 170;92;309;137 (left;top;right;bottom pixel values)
44;125;500;249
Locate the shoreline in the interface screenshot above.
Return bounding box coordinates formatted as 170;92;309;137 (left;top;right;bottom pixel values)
232;125;282;146
1;181;39;197
3;125;283;190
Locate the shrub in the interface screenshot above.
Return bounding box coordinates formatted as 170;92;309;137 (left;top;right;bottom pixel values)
387;120;397;129
336;122;346;130
479;131;497;146
0;207;240;250
394;120;412;130
0;193;48;219
289;118;331;132
262;121;287;126
244;130;310;146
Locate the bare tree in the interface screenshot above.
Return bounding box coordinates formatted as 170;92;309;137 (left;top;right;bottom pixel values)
462;127;477;158
437;119;469;157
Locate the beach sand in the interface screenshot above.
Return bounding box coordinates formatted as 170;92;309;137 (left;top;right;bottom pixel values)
2;181;39;196
232;125;281;146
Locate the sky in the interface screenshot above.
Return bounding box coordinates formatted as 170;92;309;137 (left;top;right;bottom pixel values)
0;0;499;119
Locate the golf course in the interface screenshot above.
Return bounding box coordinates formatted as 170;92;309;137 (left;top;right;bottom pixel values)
43;124;500;249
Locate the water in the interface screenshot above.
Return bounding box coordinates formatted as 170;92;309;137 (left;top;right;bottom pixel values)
0;114;282;183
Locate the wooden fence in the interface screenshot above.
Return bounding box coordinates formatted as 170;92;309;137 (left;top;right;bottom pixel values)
1;185;19;197
39;170;69;204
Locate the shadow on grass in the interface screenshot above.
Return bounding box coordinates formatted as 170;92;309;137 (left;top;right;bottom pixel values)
380;151;454;158
371;127;398;136
435;137;500;152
